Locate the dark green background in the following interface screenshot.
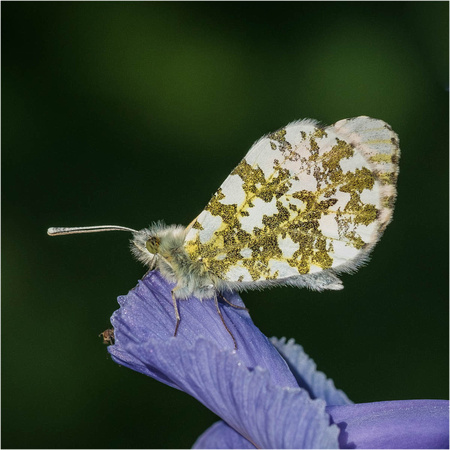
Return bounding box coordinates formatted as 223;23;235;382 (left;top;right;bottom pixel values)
3;2;448;449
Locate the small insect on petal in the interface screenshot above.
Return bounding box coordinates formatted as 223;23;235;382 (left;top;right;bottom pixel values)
99;328;115;345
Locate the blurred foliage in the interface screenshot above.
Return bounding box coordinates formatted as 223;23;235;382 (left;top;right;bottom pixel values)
2;2;448;449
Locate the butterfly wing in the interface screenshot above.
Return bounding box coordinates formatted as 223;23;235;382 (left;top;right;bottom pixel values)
184;116;399;290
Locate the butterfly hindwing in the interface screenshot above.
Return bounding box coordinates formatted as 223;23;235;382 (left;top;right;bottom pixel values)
183;116;399;289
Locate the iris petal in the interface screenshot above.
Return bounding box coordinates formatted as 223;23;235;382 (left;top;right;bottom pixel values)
108;271;340;449
113;337;339;448
107;272;448;449
108;271;298;388
271;337;352;406
193;421;255;449
327;399;449;449
195;400;450;449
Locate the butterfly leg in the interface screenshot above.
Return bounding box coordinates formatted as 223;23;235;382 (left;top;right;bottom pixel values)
171;288;181;337
214;294;238;350
218;293;249;312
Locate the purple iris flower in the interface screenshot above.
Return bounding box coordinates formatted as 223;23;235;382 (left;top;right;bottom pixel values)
108;271;449;449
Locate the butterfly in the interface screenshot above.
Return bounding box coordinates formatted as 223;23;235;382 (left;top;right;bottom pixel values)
49;116;400;348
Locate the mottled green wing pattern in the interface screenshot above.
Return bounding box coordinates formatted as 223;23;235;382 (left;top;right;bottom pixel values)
184;116;399;285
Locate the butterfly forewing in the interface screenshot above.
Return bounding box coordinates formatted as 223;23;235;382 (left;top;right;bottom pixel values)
184;116;399;284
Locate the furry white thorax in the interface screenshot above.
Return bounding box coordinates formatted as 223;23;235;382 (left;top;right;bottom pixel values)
131;222;348;300
131;222;220;300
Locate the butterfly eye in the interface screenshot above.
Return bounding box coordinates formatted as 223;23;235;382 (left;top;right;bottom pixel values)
146;236;160;254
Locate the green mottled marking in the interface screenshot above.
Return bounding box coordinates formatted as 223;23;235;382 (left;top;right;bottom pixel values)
382;195;395;209
377;172;397;185
370;154;392;164
192;221;204;230
345;231;366;249
185;123;398;281
313;128;328;139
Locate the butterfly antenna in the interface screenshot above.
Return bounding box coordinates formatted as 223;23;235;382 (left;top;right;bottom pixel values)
47;225;138;236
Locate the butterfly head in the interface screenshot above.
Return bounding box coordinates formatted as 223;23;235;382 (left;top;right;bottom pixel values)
129;227;161;268
145;236;160;254
130;222;187;269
